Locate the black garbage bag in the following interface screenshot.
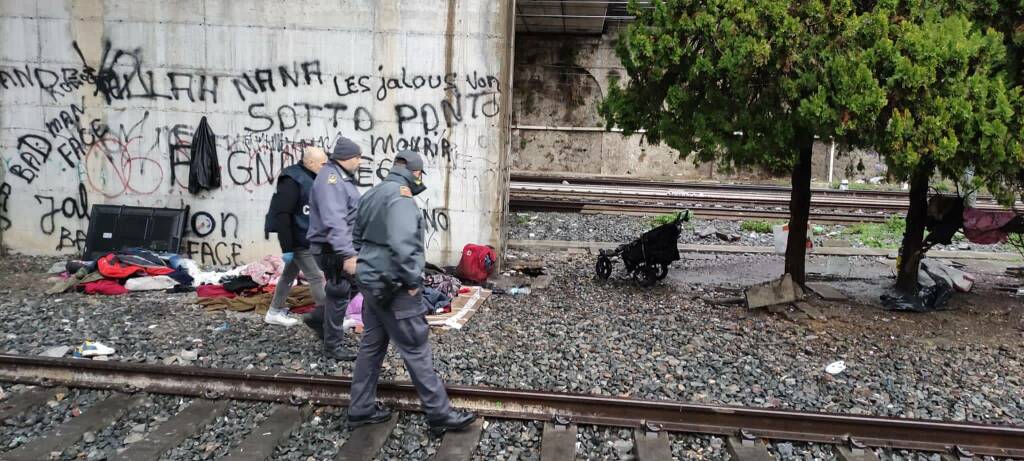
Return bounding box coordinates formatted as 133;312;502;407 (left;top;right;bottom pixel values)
188;116;221;194
880;279;954;312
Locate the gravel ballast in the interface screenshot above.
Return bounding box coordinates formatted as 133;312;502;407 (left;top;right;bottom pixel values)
0;387;109;453
1;203;1023;461
508;211;1015;253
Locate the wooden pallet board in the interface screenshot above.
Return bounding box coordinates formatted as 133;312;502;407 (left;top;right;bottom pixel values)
427;287;491;331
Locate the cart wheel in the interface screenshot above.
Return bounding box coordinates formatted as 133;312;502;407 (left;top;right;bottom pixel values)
595;256;613;280
655;264;669;280
634;265;659;287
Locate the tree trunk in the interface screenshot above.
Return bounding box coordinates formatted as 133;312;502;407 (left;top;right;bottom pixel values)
784;135;814;285
895;160;933;293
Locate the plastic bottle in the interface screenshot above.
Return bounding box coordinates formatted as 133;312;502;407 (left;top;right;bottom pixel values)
507;287;531;296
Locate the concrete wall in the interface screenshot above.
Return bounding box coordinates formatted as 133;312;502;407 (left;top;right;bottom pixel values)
0;0;514;266
511;29;887;183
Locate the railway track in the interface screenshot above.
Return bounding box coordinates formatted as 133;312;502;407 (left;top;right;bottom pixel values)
508;173;1015;225
1;354;1023;460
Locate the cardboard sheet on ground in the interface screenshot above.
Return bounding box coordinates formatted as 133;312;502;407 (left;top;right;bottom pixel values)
427;287;491;331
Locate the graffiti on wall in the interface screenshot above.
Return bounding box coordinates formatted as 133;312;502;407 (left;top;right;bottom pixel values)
1;39;500;258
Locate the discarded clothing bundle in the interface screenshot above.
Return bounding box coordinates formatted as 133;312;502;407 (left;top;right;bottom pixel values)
880;259;974;312
926;196;1024;246
46;249;188;296
197;284;315;315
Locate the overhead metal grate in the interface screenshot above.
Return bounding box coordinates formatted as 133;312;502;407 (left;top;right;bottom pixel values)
515;1;651;35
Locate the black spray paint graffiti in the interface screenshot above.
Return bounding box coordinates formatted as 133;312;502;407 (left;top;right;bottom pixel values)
180;206;243;266
58;227;87;251
184;240;244;267
0;64;92;102
0;182;11;231
72;41;219;104
232;61;323;101
34;183;89;236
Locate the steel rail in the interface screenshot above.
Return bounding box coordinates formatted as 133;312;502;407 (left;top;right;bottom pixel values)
511;186;918;211
1;354;1022;457
511;182;1011;213
509;196;891;224
510;172;1014;205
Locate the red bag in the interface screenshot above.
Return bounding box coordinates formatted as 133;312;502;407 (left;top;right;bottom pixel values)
455;244;496;283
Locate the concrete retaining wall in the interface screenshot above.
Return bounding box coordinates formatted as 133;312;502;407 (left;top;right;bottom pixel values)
0;0;514;266
511;29;887;183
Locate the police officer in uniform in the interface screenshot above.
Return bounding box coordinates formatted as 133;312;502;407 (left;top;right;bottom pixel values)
306;137;362;361
346;150;476;434
263;146;329;327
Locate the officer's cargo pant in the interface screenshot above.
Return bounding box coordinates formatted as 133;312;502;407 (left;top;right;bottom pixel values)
348;291;452;419
309;244;350;351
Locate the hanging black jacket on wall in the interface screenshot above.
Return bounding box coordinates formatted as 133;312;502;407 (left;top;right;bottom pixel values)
188;116;222;194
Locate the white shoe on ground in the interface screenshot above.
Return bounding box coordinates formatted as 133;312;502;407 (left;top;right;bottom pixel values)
264;307;298;326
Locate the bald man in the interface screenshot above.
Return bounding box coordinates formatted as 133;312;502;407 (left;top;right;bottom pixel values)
264;146;330;327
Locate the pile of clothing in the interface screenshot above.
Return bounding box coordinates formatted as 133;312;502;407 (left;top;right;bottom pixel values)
46;249;194;296
342;268;463;331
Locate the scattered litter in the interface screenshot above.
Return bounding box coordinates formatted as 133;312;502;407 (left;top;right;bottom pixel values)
922;260;974;293
745;274;803;309
825;361;846;375
73;341;115;358
695;226;717;239
179;349;199;361
213;322;230;333
0;386;6;401
882;259;970;312
507;287;531;296
715;231;741;242
125;275;179;292
46;262;68;275
804;283;848;301
773;224;813;254
40;345;71;358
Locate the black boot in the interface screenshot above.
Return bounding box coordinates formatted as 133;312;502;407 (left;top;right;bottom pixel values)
348;403;392;428
428;410;477;436
324;345;357;361
302;306;325;340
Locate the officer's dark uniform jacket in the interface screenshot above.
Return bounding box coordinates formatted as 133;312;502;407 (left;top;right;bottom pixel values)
266;164;315;251
306;161;360;258
353;167;426;320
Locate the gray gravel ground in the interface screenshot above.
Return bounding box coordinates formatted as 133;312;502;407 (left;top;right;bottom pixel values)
271;406;350;461
768;441;836;461
158;400;274;461
374;413;441;461
472;419;541;461
58;394;191;461
577;425;636;460
1;386;108;453
1;224;1023;461
671;434;731;460
508;211;1014;252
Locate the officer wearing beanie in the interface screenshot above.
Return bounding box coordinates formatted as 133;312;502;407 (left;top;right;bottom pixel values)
346;150;476;434
306;136;362;361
